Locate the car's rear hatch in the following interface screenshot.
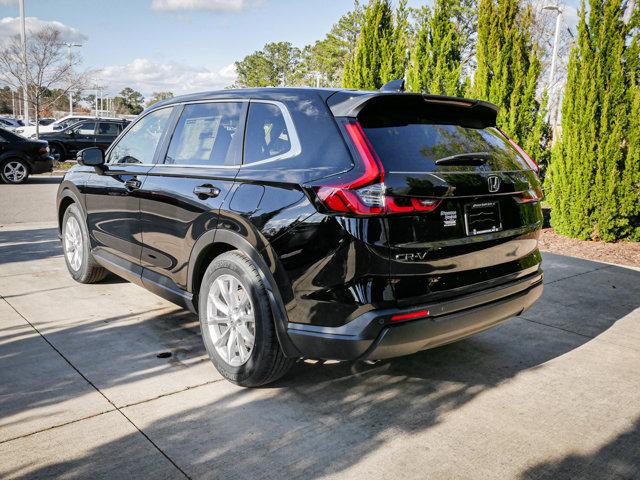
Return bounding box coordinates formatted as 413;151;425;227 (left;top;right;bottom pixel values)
328;93;543;307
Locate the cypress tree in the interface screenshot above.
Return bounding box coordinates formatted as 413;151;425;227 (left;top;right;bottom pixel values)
343;0;408;89
469;0;548;164
547;0;639;241
407;0;463;96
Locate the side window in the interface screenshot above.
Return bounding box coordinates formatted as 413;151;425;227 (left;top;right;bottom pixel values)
164;102;243;166
97;122;120;135
244;103;292;164
74;122;96;135
108;108;172;165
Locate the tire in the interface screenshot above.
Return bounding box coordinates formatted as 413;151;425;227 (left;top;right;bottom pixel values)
49;143;65;161
1;159;30;184
62;204;108;283
199;251;294;387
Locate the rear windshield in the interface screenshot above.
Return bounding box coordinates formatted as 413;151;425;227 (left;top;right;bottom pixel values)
360;111;528;173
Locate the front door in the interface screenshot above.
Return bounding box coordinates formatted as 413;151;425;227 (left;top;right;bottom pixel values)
84;107;174;283
138;101;247;297
68;121;98;156
95;122;124;152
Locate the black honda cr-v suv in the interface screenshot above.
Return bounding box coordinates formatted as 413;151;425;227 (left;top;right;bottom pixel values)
56;84;544;386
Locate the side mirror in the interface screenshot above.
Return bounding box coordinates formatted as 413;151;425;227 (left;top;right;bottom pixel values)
77;147;105;171
66;130;75;136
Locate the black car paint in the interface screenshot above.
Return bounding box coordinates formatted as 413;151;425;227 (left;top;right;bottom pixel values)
57;88;543;361
0;128;54;175
41;119;128;159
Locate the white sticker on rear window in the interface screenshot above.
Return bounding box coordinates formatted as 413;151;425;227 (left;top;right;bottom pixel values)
441;210;457;227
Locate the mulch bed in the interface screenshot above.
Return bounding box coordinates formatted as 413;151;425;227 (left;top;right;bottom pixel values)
538;228;640;268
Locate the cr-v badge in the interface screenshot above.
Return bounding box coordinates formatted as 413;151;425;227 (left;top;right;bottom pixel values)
488;175;501;193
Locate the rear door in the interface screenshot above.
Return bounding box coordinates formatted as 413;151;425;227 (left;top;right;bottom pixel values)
138;100;246;297
356;95;543;306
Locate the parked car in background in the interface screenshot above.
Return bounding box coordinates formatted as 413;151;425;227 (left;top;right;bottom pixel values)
0;117;24;132
40;118;129;160
16;115;122;138
56;84;544;387
0;127;53;184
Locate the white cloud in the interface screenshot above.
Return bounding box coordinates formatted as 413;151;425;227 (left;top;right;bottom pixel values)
97;58;237;96
150;0;252;12
0;16;87;43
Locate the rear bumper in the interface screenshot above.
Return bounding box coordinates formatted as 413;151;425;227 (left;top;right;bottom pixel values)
30;156;54;174
287;271;543;361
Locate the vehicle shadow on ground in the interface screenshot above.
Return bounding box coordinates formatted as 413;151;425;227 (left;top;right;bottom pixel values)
3;258;640;479
0;227;61;265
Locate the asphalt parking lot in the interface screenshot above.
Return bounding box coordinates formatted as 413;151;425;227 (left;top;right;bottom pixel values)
1;175;639;479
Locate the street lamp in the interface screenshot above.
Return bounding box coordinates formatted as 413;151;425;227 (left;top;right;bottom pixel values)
543;3;563;128
18;0;28;124
543;3;563;91
63;42;82;115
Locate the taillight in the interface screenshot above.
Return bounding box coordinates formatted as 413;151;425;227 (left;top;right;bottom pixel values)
499;130;539;173
314;119;441;216
38;146;49;155
515;187;543;204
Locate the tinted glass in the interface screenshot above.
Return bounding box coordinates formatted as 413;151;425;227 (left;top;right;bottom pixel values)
361;113;528;173
108;107;172;165
165;102;242;166
244;103;291;164
97;122;121;135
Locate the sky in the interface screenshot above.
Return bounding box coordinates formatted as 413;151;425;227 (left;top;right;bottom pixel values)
0;0;580;98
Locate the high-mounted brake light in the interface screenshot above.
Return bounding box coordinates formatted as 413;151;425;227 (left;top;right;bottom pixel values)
314;120;442;216
390;309;430;322
499;129;539;173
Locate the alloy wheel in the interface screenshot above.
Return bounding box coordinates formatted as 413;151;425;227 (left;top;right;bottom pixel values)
206;274;256;367
3;161;27;183
64;216;83;271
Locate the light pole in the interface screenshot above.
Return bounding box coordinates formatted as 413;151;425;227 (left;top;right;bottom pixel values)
543;3;562;127
18;0;28;124
63;42;82;115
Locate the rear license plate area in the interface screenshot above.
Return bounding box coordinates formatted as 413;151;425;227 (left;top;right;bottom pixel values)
464;201;502;236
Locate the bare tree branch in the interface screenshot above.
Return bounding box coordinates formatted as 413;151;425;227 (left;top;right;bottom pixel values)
0;26;93;137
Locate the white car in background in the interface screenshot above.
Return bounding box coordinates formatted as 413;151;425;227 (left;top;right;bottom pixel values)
16;115;122;138
0;117;24;132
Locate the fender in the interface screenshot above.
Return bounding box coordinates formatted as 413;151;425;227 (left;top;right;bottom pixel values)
56;183;85;234
188;228;302;358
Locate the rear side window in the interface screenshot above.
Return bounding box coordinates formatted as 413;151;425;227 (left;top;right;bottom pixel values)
108;107;172;165
244;102;292;164
97;122;121;135
359;102;528;173
165;102;243;167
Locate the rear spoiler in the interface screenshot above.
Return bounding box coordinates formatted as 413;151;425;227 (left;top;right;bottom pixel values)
327;92;499;129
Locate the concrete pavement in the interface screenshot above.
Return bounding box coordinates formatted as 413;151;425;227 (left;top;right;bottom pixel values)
1;176;639;479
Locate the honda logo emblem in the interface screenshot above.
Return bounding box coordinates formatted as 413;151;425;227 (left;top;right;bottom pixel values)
487;176;500;193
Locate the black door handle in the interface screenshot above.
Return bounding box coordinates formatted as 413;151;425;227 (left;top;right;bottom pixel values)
193;185;220;198
124;178;142;190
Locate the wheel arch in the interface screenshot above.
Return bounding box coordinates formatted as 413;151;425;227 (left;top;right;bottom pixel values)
56;188;84;235
188;228;301;358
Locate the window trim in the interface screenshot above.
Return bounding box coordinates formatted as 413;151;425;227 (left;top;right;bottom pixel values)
242;99;301;167
105;106;175;166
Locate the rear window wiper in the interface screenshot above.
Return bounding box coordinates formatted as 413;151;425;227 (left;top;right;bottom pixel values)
435;152;491;166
